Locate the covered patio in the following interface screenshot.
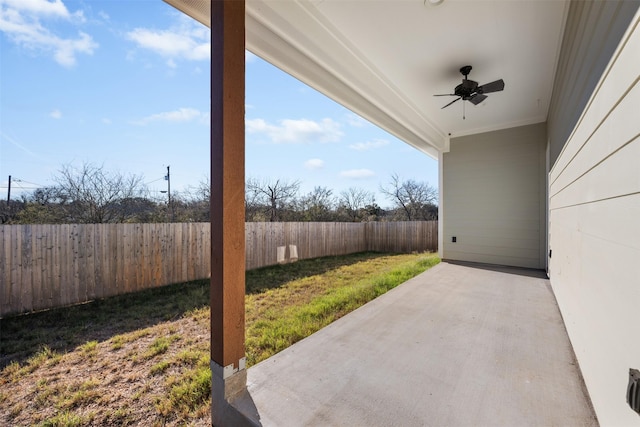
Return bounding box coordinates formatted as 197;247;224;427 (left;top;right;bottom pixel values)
162;0;640;425
243;262;596;426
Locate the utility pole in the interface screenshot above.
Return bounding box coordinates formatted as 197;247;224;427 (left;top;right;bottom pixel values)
165;166;172;222
6;175;10;204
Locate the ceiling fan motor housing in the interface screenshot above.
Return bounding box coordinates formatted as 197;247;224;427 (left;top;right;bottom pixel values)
455;79;479;99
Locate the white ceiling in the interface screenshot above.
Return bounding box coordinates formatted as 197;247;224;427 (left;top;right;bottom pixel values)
165;0;569;158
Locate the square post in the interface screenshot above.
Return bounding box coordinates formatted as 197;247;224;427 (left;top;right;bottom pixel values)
210;0;248;424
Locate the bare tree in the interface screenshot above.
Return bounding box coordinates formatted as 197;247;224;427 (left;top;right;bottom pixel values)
54;162;147;223
196;176;211;204
245;179;264;222
299;186;336;221
246;177;300;222
380;173;438;221
338;187;375;222
175;177;211;222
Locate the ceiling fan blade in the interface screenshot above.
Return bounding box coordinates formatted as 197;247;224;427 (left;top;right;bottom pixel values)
469;93;488;105
477;79;504;94
441;97;461;109
433;94;457;97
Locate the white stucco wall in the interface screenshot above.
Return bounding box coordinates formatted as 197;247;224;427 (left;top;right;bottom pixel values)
442;123;547;269
549;11;640;426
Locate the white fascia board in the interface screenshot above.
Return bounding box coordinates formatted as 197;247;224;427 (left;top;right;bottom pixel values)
245;1;446;159
163;0;210;27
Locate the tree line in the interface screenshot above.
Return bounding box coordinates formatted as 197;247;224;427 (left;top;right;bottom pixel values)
1;163;437;225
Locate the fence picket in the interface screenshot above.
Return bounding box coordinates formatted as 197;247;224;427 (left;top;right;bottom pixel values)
20;225;32;312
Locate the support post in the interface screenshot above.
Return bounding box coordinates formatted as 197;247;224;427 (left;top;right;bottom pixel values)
166;166;172;222
210;0;248;425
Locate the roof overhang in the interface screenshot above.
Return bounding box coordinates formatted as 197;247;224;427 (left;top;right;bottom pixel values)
164;0;569;158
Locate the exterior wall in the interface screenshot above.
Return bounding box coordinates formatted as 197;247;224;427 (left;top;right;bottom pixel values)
548;9;640;426
547;0;639;167
442;123;547;269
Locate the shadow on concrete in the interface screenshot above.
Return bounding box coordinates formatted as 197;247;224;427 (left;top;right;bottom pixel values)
227;389;263;426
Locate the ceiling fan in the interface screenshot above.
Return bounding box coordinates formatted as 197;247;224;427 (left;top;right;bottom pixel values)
434;65;505;119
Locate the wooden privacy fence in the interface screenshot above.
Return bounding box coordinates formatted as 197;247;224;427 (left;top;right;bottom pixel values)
0;223;210;318
0;221;437;317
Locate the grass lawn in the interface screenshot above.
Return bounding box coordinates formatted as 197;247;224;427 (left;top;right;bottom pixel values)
0;251;439;426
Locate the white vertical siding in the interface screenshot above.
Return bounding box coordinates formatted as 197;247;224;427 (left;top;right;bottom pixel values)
549;12;640;426
443;123;546;269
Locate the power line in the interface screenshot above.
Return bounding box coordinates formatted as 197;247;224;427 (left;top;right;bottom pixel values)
145;177;166;185
14;179;48;187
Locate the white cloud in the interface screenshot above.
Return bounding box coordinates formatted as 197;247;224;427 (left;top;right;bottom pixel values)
304;158;324;170
246;118;342;144
49;108;62;119
340;169;375;179
349;139;390;151
52;32;95;66
127;18;210;64
1;0;72;18
0;0;96;67
101;118;111;125
132;107;208;125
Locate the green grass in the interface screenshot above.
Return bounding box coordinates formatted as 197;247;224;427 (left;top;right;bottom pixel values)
37;410;94;427
56;379;101;410
150;345;206;376
245;252;439;365
77;341;98;361
103;407;134;426
157;364;211;417
1;251;439;426
145;337;170;358
109;329;151;351
5;346;63;382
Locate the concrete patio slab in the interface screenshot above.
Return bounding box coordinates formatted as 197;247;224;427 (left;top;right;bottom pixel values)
244;262;597;426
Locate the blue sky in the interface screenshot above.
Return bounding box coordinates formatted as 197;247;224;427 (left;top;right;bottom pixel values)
0;0;438;209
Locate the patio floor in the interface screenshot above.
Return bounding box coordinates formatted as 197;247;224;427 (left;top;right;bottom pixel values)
238;261;597;426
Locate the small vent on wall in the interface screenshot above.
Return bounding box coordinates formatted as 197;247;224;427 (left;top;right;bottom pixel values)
628;368;640;415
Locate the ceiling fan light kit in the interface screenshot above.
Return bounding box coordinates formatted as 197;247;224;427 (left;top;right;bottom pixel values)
434;65;505;119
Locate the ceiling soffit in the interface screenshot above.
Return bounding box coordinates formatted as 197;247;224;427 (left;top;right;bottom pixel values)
163;0;570;158
246;1;445;157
